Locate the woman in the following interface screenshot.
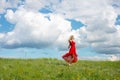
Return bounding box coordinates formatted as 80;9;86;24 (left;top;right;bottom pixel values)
62;35;78;65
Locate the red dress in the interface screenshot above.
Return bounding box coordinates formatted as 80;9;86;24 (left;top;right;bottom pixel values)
62;41;78;63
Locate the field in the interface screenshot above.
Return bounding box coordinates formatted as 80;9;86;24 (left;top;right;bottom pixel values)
0;58;120;80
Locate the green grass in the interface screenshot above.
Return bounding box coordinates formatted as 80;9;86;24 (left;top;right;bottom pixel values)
0;58;120;80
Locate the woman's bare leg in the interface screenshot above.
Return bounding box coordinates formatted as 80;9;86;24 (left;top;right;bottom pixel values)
68;54;74;65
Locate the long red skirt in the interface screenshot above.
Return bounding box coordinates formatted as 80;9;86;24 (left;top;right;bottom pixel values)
62;52;78;63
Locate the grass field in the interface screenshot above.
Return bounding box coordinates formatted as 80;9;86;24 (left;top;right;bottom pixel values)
0;58;120;80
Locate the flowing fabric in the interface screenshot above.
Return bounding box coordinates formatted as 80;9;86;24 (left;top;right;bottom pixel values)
62;41;78;63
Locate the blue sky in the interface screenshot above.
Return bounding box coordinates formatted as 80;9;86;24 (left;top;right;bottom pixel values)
0;0;120;60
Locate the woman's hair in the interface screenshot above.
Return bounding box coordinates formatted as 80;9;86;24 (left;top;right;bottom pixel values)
68;35;74;42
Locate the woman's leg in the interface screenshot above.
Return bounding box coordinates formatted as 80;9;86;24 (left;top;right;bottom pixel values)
68;54;74;64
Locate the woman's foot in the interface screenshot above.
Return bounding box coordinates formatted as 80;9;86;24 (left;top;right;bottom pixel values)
68;63;72;66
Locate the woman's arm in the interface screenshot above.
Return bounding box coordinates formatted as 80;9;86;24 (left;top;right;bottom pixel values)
68;40;71;49
68;44;70;49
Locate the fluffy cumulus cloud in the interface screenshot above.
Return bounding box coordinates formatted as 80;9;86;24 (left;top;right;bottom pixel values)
0;0;120;55
51;0;120;55
0;6;85;50
1;7;69;49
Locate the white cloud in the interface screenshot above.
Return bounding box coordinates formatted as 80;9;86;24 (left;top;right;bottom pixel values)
80;54;120;61
23;0;44;12
0;33;5;39
0;7;86;50
0;0;8;13
5;10;15;23
3;8;63;48
55;0;120;55
111;0;120;14
91;26;120;54
22;0;62;12
79;55;109;61
0;0;23;13
0;0;120;55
